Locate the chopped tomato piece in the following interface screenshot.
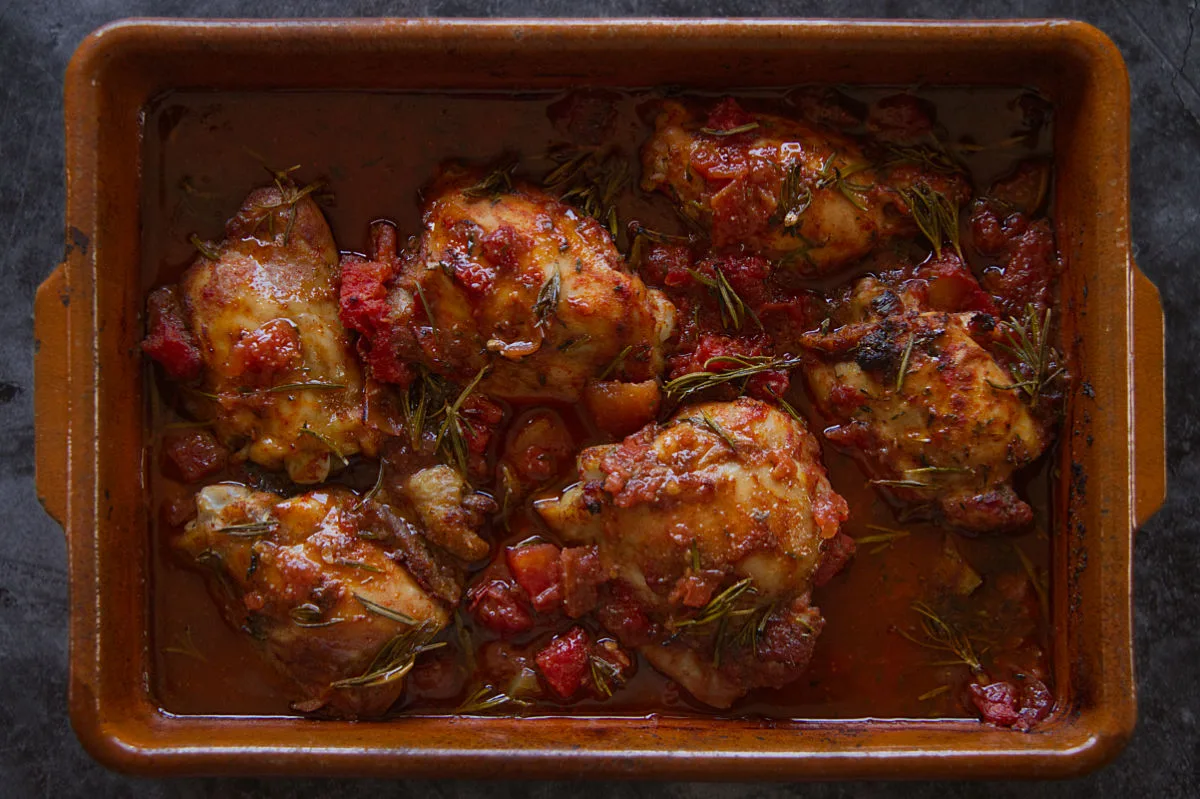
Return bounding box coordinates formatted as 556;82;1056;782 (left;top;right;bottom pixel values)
535;626;591;699
467;579;533;636
161;428;228;483
506;542;563;613
142;286;203;382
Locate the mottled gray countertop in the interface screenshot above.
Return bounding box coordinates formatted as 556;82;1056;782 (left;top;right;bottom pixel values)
1;1;1194;795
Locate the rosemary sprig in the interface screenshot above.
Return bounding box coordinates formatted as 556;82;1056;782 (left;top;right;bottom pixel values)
533;267;561;332
353;593;417;626
855;524;911;554
772;162;814;232
685;265;763;332
895;335;915;393
432;364;490;476
1014;544;1050;620
815;152;872;211
898;183;963;259
870;478;933;489
731;601;775;656
685;411;738;450
215;521;277;537
462;160;518;199
189;234;221;261
455;667;540;713
265;381;346;393
455;685;533;714
896;601;984;672
414;282;437;332
589;655;625;698
331;620;445;689
289;603;344;628
300;424;349;468
673;578;756;631
355;458;387;510
663;354;805;403
162;626;207;662
597;345;633;381
699;121;760;136
918;684;951;702
338;559;383;573
883;143;960;174
987;305;1064;407
543;147;629;237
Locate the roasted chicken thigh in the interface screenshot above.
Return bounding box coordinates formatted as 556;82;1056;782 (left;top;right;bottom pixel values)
536;397;849;707
143;183;375;484
640;98;969;275
339;168;676;402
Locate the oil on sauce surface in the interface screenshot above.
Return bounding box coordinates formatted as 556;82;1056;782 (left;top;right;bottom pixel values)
142;88;1055;720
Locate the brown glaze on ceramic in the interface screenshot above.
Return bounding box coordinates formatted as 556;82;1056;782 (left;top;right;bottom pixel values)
35;18;1164;779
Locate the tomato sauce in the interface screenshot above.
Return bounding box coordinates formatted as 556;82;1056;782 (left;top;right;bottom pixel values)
142;86;1056;721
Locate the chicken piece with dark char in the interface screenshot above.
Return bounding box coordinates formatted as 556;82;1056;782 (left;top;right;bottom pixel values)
791;253;1058;533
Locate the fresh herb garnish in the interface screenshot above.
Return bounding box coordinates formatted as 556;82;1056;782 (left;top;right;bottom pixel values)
855;524;911;554
533;267;561;332
264;381;346;393
699;121;760;136
215;521;277;537
462;160;518;199
663;354;804;403
432;365;490;477
895;601;984;672
773;162;814;232
685;265;763;332
685;411;738;450
898;182;963;259
331;620;445;689
597;344;633;381
987;305;1064;407
189;234;221;261
673;578;756;632
299;424;348;468
815;152;872;211
543;147;629;237
353;593;417;626
290;603;344;628
589;655;625;698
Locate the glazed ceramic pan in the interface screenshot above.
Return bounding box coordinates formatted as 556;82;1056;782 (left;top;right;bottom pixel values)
34;18;1165;779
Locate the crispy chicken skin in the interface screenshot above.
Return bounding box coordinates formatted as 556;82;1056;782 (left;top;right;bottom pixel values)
795;261;1049;533
536;398;849;707
639;99;969;275
144;185;375;484
338;168;676;402
177;482;489;717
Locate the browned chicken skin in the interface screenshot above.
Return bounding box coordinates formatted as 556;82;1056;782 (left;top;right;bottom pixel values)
640;99;969;275
536;398;849;707
146;184;376;484
339;168;676;403
177;480;493;717
794;262;1050;532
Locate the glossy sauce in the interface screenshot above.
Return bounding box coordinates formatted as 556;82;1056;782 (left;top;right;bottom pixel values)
143;87;1055;720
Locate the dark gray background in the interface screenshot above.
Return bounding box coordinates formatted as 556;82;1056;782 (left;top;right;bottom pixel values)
1;0;1194;795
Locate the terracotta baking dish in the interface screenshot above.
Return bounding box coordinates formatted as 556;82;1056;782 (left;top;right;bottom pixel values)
34;18;1164;779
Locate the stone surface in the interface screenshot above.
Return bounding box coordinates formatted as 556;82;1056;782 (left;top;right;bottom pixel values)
0;0;1194;795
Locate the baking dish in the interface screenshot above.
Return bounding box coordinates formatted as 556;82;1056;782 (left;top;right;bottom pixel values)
34;18;1164;779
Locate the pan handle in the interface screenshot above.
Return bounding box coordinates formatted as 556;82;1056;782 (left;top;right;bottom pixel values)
34;264;69;528
1130;262;1166;530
